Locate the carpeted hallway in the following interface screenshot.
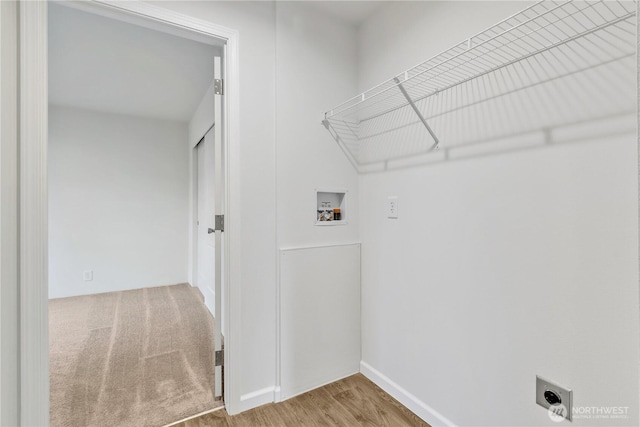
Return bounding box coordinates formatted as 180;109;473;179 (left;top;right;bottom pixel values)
49;284;222;427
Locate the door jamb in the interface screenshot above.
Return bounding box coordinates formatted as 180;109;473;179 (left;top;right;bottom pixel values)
18;1;242;424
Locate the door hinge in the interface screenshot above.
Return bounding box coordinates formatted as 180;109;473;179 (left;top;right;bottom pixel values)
214;78;224;95
215;349;224;366
215;215;224;232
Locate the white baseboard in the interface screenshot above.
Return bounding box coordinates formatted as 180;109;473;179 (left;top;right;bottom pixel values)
360;361;457;427
273;386;282;403
239;386;275;412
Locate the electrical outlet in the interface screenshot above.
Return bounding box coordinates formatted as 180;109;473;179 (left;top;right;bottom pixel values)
536;375;572;421
83;270;93;281
387;196;398;219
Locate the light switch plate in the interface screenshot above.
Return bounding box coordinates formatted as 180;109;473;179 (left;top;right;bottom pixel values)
387;196;398;219
536;375;572;421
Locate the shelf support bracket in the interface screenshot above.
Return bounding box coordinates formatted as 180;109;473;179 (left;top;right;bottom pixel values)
393;77;440;150
322;119;360;172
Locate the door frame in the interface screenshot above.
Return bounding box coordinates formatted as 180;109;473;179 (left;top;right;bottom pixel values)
17;1;242;424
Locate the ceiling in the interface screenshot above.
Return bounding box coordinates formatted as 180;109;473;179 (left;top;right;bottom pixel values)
48;3;223;122
304;1;385;26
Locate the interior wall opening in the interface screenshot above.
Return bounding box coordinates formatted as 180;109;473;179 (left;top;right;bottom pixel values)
47;3;227;426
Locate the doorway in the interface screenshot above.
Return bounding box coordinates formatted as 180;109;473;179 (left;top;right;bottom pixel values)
14;1;241;423
46;3;228;426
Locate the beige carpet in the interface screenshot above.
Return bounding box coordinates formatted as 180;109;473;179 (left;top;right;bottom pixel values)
49;284;222;427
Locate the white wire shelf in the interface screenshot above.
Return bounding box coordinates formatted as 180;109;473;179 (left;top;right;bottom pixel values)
323;0;636;172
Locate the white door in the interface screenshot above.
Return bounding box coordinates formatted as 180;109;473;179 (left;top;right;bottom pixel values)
196;56;224;400
212;56;224;400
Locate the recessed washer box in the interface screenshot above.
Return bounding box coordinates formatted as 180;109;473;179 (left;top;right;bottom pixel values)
315;189;347;226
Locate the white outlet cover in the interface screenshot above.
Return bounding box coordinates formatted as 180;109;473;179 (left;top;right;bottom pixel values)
387;196;398;219
83;270;93;281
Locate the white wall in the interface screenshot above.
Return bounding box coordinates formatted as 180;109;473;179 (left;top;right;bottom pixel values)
48;105;190;299
275;1;359;248
358;2;639;426
0;1;19;424
357;1;533;92
275;2;361;401
152;0;279;407
152;1;360;410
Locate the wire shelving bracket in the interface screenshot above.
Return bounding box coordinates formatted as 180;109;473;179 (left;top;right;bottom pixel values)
322;0;637;172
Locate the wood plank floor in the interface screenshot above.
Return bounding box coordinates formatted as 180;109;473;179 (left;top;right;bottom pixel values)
173;374;430;427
